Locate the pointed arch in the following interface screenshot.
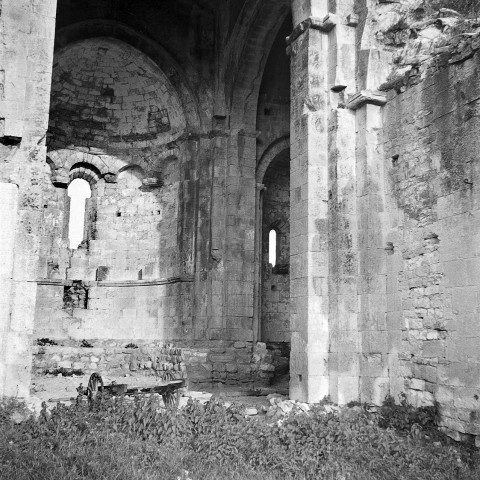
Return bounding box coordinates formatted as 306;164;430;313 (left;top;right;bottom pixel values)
256;136;290;183
225;0;291;128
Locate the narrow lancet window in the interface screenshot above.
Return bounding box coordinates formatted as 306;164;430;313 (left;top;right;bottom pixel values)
67;178;91;249
269;229;277;267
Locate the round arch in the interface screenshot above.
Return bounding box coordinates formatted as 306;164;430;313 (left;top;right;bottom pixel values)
69;162;102;186
47;150;121;187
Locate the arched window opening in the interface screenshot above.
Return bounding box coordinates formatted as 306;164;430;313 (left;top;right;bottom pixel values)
67;178;91;249
269;229;277;267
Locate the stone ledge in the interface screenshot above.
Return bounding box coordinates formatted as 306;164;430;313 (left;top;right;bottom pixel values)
286;14;337;46
36;276;194;288
97;276;194;287
346;90;387;110
37;279;72;286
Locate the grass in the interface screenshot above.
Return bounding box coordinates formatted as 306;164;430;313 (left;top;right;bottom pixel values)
1;395;480;480
1;430;274;480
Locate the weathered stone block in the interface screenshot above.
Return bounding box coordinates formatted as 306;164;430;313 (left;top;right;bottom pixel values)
260;364;275;372
360;376;390;405
360;353;387;377
236;353;252;364
129;361;138;371
212;363;226;372
407;378;425;391
423;340;445;358
209;354;235;363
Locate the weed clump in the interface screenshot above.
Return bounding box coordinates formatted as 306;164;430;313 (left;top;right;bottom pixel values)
379;393;438;433
429;0;480;17
46;367;84;377
36;338;58;346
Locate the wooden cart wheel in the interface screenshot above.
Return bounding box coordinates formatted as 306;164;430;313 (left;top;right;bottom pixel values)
161;371;181;408
87;373;104;405
162;388;180;409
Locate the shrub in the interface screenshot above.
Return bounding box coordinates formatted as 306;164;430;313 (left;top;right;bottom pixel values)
378;393;438;434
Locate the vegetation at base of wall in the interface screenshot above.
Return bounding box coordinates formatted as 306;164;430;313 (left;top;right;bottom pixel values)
1;395;479;480
379;393;438;433
45;367;85;377
428;0;480;16
125;343;139;349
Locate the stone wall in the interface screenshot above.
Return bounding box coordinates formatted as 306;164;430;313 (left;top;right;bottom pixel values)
35;279;193;340
31;339;284;390
32;341;187;378
39;157;180;283
383;30;480;441
34;35;192;342
86;162;179;281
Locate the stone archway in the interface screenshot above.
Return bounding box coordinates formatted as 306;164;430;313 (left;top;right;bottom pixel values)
253;144;291;387
260;148;290;343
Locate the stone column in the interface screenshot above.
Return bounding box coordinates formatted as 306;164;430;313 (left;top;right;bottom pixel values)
348;92;388;405
327;0;358;405
289;0;330;402
201;129;257;344
349;43;390;404
358;102;389;404
253;183;266;344
194;134;227;340
0;184;21;397
0;0;58;399
222;131;256;342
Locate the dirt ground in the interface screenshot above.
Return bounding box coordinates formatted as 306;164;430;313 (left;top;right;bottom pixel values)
30;373;289;412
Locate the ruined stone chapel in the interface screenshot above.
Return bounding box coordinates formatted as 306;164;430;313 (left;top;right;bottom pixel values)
2;0;480;443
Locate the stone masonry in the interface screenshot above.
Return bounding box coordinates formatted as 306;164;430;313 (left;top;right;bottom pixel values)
2;0;480;444
31;339;284;391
